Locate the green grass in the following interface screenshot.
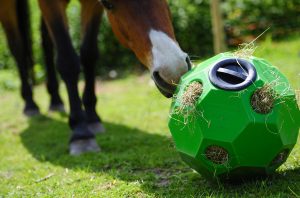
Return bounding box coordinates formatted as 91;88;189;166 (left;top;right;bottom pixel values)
0;38;300;197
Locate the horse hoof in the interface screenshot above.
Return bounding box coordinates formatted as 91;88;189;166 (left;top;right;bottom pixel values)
69;139;100;156
49;104;66;113
24;108;40;117
88;122;106;134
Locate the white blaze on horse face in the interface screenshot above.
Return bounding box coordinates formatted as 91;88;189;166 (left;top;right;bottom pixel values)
149;29;189;85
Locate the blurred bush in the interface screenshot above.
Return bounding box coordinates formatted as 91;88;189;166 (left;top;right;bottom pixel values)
223;0;300;46
170;0;213;59
0;0;299;78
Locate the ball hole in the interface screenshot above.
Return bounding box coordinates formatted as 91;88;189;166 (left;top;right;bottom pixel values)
205;145;229;165
271;150;289;166
251;85;276;114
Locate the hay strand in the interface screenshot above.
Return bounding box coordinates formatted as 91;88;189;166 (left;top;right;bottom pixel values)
233;42;257;59
233;27;270;59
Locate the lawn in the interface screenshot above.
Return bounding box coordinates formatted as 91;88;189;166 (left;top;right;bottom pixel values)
0;37;299;197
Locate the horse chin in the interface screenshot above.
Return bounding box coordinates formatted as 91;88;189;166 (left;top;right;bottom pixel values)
152;72;176;98
155;83;174;98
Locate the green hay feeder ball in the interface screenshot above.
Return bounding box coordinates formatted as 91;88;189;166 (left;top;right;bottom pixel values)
168;53;300;181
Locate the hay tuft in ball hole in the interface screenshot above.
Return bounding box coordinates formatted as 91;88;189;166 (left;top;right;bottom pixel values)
180;81;203;108
171;81;204;125
251;84;277;114
205;146;229;165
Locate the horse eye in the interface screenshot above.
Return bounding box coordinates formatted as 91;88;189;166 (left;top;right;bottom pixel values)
101;0;114;10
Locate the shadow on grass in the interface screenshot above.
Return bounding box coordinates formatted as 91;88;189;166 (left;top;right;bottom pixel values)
20;115;300;197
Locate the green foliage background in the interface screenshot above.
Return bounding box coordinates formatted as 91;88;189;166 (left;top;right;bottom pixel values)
0;0;299;78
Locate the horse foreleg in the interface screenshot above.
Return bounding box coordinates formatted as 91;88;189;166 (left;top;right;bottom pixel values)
80;0;104;134
41;18;65;112
38;0;100;155
0;0;39;116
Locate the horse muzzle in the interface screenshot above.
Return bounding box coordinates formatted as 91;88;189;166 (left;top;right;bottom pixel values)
152;56;192;98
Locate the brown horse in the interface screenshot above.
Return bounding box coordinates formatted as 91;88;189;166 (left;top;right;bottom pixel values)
2;0;191;155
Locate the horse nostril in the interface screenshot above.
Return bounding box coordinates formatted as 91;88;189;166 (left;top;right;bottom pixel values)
186;56;192;71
